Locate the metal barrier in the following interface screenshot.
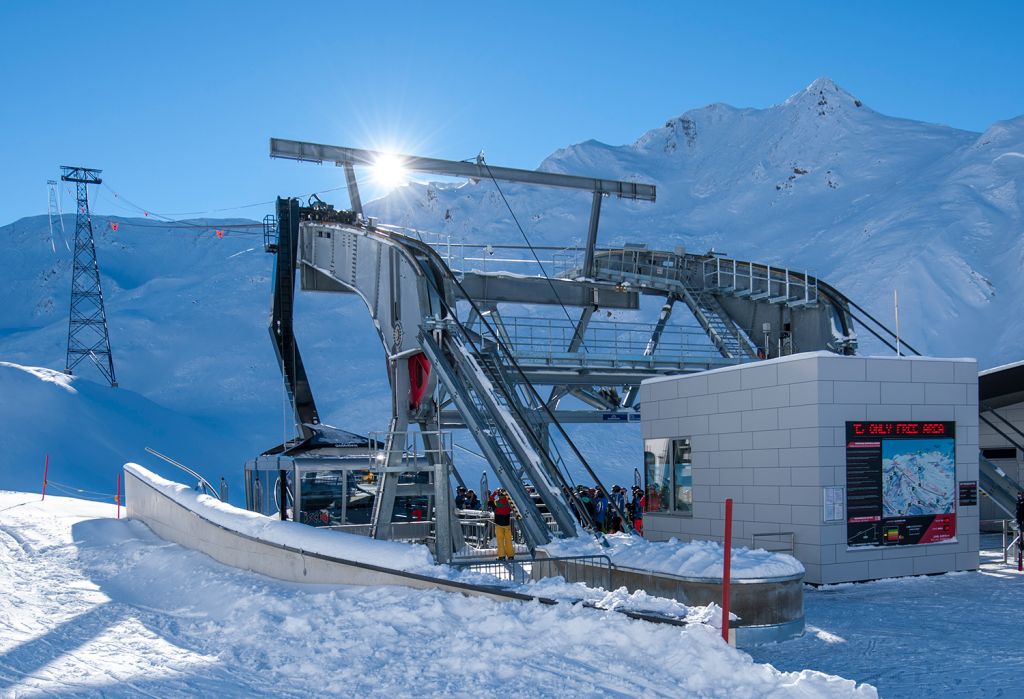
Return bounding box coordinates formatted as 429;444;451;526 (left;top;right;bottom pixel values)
1001;519;1021;564
751;531;796;554
702;257;818;305
449;554;615;589
470;314;723;361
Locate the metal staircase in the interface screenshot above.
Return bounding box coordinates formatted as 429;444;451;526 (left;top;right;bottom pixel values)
979;454;1023;520
676;286;755;359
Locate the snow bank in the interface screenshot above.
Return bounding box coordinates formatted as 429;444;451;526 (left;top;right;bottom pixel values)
542;533;805;579
0;490;876;698
124;463;436;572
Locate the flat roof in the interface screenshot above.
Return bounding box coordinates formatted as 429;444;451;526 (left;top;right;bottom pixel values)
980;360;1024;409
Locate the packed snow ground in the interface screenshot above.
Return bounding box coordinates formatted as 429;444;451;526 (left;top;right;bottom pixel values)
748;538;1024;698
0;492;873;698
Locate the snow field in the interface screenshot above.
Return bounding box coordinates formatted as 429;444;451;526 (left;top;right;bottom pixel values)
0;492;875;698
749;545;1024;698
543;531;804;579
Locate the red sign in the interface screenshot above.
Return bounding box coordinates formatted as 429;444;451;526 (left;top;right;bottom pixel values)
849;422;949;437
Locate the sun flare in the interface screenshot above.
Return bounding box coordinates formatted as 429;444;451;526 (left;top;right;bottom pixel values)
372;153;407;189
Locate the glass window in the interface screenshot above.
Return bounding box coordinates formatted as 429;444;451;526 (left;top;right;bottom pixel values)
644;437;693;517
644;438;671;513
673;439;692;517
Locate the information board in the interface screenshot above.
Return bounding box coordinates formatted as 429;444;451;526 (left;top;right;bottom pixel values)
846;422;956;547
958;481;977;507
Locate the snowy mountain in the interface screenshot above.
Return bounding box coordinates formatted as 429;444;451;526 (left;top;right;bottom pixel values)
369;77;1024;365
2;77;1021;497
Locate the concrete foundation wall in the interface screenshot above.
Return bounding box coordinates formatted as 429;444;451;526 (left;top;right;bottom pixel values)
124;469;522;602
640;352;980;584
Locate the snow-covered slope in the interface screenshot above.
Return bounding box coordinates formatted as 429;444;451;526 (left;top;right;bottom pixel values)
2;77;1020;496
0;362;243;499
0;491;875;697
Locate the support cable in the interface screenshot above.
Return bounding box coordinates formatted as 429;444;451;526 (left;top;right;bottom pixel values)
817;286;921;356
480;160;592;355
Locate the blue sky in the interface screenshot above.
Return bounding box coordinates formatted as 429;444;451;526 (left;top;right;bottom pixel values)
1;1;1021;224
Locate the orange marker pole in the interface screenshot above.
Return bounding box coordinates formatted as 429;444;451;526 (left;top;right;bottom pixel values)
116;473;121;519
722;498;733;644
41;454;49;501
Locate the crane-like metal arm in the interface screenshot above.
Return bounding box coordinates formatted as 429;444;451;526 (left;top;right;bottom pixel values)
269;138;656;201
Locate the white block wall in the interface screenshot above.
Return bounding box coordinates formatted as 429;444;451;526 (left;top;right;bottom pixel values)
640;352;979;584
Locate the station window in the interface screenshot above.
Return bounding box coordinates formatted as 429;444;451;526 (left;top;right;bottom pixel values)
982;447;1017;460
644;437;692;516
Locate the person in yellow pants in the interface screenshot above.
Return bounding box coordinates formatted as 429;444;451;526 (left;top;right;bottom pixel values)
489;488;515;560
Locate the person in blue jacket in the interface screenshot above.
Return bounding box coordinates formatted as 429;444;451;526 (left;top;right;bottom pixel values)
593;489;609;533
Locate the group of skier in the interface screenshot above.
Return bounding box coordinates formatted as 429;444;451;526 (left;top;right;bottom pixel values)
453;486;481;510
457;480;650;560
567;483;645;535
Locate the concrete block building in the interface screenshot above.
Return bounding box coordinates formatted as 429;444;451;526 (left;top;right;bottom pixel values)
639;351;979;584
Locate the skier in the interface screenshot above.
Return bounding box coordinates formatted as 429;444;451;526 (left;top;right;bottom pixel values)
632;485;645;535
593;489;609;533
219;477;229;502
488;488;516;560
610;485;626;533
455;485;468;509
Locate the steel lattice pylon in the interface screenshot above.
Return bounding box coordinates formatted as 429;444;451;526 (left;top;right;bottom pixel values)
61;166;117;387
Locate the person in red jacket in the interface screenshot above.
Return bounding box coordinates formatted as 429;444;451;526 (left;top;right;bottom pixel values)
488;488;515;560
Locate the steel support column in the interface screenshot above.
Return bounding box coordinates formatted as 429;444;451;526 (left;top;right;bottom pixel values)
582;191;603;277
621;297;676;408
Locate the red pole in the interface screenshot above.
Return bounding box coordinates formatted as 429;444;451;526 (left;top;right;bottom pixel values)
116;473;121;519
722;497;733;643
41;454;49;501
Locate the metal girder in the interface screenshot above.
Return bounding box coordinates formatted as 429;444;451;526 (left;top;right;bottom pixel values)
456;273;639;309
582;191;603;276
440;409;640;427
270;198;320;436
546;305;596;408
270;139;656;201
343;162;362;216
502;363;734;386
621;297;675;408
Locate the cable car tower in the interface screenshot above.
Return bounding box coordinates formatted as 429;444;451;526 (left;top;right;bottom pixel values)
61;165;118;388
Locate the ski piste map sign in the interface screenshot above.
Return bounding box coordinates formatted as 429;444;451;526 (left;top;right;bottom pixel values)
846;422;957;547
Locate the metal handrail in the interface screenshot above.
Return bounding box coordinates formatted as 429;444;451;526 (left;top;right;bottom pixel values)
449;554;615;589
468;314;723;360
144;447;221;500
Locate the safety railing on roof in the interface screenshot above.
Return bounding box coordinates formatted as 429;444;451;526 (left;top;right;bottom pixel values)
467;315;724;361
702;258;819;305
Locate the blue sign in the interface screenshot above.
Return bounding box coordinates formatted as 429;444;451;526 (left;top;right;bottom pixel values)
602;412;640;422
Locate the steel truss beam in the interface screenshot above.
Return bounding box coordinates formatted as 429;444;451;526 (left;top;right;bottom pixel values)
270;139;656;201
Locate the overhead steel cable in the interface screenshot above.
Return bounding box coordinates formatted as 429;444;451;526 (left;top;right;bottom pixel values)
816;285;922;356
479;159;593;356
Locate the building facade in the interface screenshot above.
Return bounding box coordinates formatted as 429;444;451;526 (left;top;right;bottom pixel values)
639;352;979;584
